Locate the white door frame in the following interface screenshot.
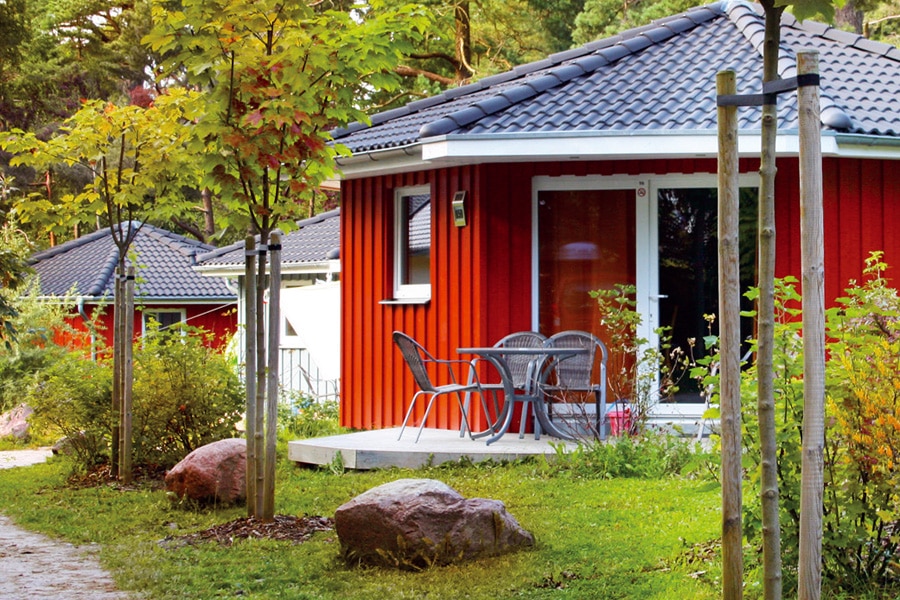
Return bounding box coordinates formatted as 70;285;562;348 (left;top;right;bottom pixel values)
532;172;758;419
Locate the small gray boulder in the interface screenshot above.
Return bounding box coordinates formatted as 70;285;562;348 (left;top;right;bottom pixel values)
165;438;246;504
0;404;32;440
334;478;534;568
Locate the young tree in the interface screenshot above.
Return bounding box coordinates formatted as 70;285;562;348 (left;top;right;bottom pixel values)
146;0;430;520
1;88;204;482
756;1;836;598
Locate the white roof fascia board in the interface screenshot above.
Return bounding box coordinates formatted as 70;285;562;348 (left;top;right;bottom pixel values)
194;259;340;278
423;131;801;161
336;131;900;180
335;145;425;180
42;296;236;304
828;133;900;160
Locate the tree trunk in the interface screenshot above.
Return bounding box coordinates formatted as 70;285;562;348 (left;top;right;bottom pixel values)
201;188;215;239
717;69;743;600
253;239;268;516
758;2;784;597
835;0;864;34
263;232;281;521
119;266;135;484
797;49;825;600
455;2;474;81
243;237;258;518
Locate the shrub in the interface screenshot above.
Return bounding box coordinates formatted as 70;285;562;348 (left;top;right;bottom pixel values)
26;351;113;468
0;277;88;414
590;283;692;434
699;254;900;592
279;390;342;439
131;323;243;468
0;345;66;414
823;252;900;586
544;430;706;479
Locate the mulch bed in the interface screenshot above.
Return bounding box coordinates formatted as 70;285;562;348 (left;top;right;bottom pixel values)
158;515;335;549
61;463;335;549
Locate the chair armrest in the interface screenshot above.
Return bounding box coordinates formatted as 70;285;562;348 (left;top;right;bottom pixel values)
426;357;483;387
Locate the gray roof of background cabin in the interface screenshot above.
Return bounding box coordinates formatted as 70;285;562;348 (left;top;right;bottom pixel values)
331;1;900;154
28;223;236;302
195;208;340;269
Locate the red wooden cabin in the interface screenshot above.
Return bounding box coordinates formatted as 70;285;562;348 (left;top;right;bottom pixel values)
332;2;900;432
29;223;237;353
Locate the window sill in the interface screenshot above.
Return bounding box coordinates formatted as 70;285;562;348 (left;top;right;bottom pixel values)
380;298;431;305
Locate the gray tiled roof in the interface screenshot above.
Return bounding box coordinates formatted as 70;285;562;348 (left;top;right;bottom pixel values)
29;223;236;302
195;209;340;270
332;1;900;154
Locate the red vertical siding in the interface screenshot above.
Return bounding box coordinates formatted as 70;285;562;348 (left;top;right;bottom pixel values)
776;158;900;302
56;302;237;355
341;158;720;431
343;156;899;431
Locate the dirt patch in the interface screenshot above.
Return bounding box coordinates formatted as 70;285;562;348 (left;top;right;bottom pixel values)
158;514;334;548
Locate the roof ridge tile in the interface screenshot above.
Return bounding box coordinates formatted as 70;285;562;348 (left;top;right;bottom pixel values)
87;245;120;298
726;0;855;131
417;3;725;140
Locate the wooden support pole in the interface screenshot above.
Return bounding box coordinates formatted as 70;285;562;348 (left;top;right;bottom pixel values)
244;237;258;518
110;267;122;478
263;232;282;521
797;49;825;600
717;69;743;600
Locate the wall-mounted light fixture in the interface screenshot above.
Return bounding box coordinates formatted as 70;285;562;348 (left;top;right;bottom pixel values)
452;190;467;227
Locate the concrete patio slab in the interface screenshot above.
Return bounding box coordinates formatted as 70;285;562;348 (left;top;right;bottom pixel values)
287;428;579;470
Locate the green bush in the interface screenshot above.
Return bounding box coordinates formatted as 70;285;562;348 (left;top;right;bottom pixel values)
0;277;88;414
279;390;342;439
131;323;243;468
26;350;113;467
698;254;900;593
823;253;900;586
0;345;66;414
543;430;706;480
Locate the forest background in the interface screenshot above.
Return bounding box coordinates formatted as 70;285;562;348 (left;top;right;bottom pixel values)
1;0;898;251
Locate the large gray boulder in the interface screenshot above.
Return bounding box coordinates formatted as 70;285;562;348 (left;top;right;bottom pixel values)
165;438;246;504
334;478;534;568
0;404;32;440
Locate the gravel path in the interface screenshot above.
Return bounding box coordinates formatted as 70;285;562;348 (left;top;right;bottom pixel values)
0;449;130;599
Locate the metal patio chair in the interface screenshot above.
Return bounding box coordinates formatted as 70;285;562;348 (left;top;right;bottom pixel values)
466;331;549;439
393;331;488;443
543;330;610;439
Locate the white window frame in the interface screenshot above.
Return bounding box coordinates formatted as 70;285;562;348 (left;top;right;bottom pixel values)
141;308;187;337
392;185;432;301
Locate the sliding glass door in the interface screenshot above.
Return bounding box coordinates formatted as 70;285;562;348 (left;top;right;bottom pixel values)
534;176;758;418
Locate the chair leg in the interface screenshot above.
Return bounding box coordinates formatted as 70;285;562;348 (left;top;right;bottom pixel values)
596;391;606;441
414;393;440;443
456;391;473;439
398;390;425;441
460;390;473;438
518;401;529;439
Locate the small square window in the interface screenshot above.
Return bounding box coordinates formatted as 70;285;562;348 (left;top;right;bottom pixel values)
393;185;431;300
142;309;186;336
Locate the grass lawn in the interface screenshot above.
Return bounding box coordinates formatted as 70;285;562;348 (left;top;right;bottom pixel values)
0;453;724;599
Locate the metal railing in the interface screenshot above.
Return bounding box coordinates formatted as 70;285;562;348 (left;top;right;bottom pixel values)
278;347;339;403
